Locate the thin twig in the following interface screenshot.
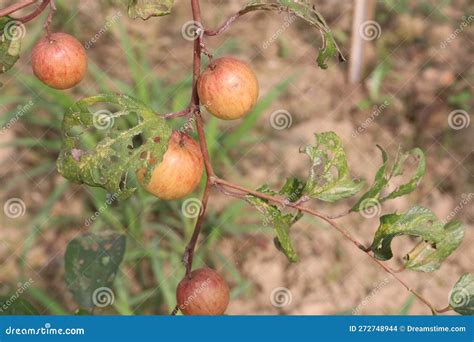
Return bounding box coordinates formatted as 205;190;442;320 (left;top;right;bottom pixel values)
204;11;242;36
211;176;439;314
0;0;37;17
14;0;50;24
44;0;56;37
161;106;192;119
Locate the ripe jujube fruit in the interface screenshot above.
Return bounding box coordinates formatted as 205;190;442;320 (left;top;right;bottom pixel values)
177;268;230;315
198;57;259;120
31;32;87;89
137;131;203;200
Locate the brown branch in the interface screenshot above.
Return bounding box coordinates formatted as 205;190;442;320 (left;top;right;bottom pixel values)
14;0;50;24
211;176;440;314
161;106;192;119
0;0;37;17
204;11;242;36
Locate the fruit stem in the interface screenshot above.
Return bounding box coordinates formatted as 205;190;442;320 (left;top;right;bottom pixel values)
44;0;56;38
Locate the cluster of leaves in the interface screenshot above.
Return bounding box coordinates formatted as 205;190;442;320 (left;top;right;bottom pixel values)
245;131;471;315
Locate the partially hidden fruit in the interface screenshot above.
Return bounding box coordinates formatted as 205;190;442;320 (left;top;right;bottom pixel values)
137;131;203;200
198;56;259;120
177;268;230;315
31;32;87;89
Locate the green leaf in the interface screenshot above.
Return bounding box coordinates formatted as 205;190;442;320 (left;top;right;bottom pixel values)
0;17;22;74
56;94;171;199
0;296;39;315
370;206;464;272
128;0;174;19
302;132;364;202
449;273;474;315
65;232;126;308
405;220;464;272
351;146;426;213
240;0;345;69
246;178;305;262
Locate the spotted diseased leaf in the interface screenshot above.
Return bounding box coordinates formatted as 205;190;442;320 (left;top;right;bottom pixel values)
128;0;174;19
0;17;21;74
302;132;364;202
449;273;474;315
65;232;126;308
240;0;345;69
351;146;426;213
405;220;464;272
247;178;305;262
371;206;464;272
57;94;171;200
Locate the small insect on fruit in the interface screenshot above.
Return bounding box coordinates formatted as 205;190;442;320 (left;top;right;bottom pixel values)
137;131;203;200
177;268;230;315
198;56;259;120
31;32;87;89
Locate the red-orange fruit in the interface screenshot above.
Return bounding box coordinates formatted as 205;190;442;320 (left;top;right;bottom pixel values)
176;268;230;315
31;32;87;89
137;131;203;200
197;57;259;120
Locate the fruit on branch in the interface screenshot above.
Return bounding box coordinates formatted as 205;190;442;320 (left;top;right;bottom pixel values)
137;131;203;200
31;33;87;89
198;57;259;120
177;268;230;315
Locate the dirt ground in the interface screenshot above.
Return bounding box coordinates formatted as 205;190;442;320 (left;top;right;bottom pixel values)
0;0;473;315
